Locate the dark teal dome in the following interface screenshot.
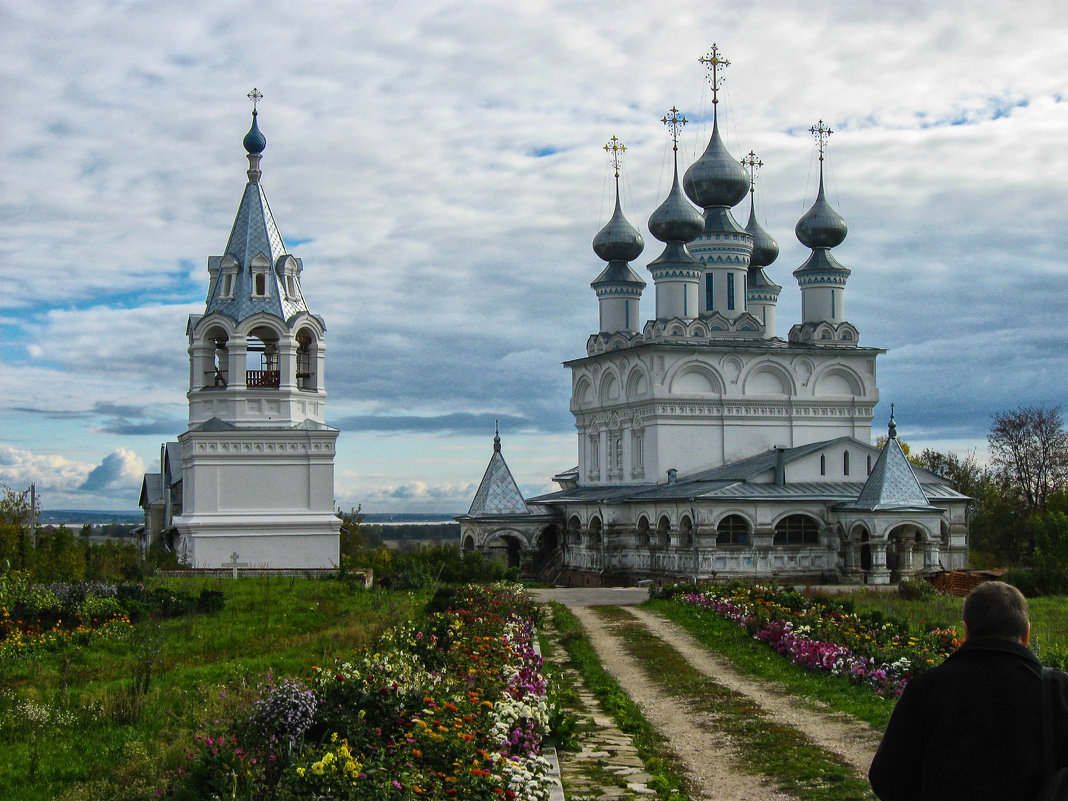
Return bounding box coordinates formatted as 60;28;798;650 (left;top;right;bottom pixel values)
649;167;705;244
593;194;645;263
682;119;750;210
745;195;779;268
243;110;266;155
795;177;847;249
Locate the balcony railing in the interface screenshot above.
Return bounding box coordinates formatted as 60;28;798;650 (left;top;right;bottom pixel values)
245;370;280;388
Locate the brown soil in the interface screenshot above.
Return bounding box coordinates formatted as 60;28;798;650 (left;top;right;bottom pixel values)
566;603;882;800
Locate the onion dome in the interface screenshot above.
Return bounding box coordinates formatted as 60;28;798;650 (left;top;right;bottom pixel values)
745;193;779;268
682;117;750;210
649;167;705;244
243;109;266;155
593;192;645;263
795;173;847;249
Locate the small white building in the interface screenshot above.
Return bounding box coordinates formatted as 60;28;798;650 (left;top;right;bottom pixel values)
458;50;970;585
142;105;341;569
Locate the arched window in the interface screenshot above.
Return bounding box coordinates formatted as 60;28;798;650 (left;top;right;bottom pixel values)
588;517;602;546
567;516;582;545
296;328;318;391
636;516;650;546
774;515;820;546
843;450;850;476
657;515;670;547
679;515;694;548
717;515;749;546
246;327;280;388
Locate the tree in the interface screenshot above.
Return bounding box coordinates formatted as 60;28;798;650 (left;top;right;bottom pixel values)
337;505;365;566
989;405;1068;512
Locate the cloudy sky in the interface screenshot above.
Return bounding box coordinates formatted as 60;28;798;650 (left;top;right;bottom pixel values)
2;0;1066;513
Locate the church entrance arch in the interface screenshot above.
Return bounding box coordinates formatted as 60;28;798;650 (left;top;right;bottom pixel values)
485;531;523;570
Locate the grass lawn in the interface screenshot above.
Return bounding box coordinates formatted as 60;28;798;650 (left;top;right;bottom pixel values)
834;589;1068;663
0;576;426;801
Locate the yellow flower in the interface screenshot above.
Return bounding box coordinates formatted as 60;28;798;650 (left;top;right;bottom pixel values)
296;767;306;777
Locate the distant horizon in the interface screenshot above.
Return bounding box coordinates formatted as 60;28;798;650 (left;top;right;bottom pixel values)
38;509;463;522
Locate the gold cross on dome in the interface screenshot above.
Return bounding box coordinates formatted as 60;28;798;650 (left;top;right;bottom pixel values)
604;136;626;179
661;106;687;152
742;150;763;190
247;88;263;110
810;119;833;162
699;44;730;104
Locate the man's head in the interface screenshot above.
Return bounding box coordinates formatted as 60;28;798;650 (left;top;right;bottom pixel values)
962;581;1030;644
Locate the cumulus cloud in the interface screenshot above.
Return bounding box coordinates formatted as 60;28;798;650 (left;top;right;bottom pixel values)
79;448;146;492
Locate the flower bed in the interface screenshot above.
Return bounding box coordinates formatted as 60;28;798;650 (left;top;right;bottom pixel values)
675;583;962;697
169;583;556;800
0;573;225;659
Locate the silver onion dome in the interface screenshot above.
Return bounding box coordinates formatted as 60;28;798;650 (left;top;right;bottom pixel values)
593;193;645;263
795;174;847;250
745;194;779;268
649;167;705;244
682;119;750;210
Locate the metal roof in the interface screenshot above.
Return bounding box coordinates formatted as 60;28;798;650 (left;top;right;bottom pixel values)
465;449;530;518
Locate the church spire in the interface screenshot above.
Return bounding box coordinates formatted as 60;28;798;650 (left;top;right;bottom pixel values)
682;44;754;320
648;107;704;321
792;120;854;339
742;151;781;338
591;136;645;334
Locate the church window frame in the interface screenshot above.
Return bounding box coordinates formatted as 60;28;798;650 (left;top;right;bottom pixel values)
727;273;735;311
820;454;826;476
679;515;694;548
705;274;714;311
774;514;820;546
843;450;850;476
636;515;650;546
656;515;670;547
296;327;318;391
716;514;749;546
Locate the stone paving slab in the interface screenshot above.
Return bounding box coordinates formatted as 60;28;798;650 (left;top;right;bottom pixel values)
541;617;657;800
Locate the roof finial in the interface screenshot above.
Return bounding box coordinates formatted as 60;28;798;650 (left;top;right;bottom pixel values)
661;106;687;154
493;419;501;453
604;135;626;182
888;402;897;440
698;44;730;106
807;119;833;184
742;150;763;195
242;88;267;176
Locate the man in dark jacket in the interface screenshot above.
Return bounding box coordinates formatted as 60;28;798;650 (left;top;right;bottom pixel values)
869;581;1068;801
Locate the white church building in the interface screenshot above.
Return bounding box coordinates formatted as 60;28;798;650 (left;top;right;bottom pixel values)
140;100;340;569
458;49;970;586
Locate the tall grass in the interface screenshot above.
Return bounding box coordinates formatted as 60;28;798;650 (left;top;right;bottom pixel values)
0;576;426;801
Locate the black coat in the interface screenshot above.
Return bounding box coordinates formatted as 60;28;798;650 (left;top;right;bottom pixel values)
869;637;1068;801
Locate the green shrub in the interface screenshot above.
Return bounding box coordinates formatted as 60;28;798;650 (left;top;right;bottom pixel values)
897;578;936;601
77;594;123;619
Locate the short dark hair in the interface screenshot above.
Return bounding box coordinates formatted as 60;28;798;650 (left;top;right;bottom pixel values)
962;581;1029;641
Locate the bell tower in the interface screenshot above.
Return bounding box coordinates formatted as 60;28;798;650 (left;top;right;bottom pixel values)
173;90;341;569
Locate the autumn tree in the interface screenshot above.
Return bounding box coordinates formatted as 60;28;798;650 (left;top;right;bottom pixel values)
988;405;1068;512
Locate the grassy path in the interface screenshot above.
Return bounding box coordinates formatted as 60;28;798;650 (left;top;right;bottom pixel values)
548;600;879;801
624;606;882;775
